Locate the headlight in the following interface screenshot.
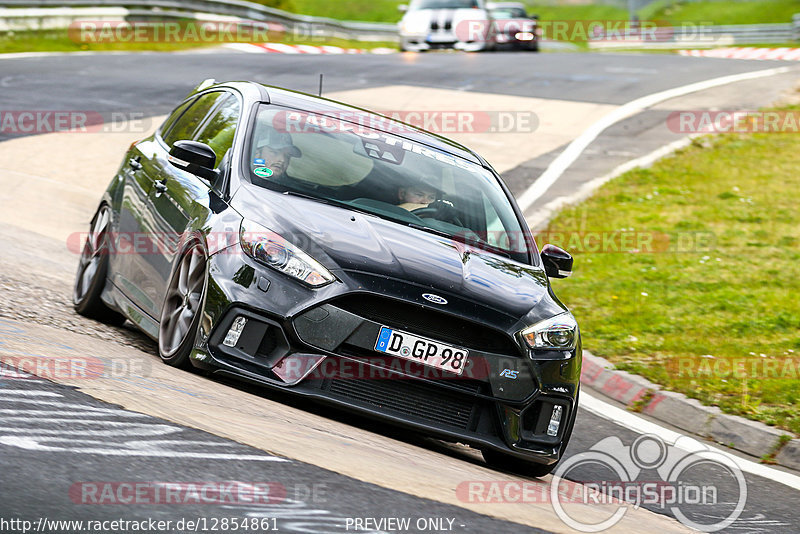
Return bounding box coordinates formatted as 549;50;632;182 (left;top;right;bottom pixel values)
240;220;335;288
521;312;578;350
402;18;428;34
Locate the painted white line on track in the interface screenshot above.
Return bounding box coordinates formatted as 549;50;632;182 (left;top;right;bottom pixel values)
0;51;152;60
581;391;800;492
0;390;60;397
526;136;695;230
516;66;793;213
0;436;289;460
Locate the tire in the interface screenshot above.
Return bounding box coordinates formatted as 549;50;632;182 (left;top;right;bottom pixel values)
73;205;126;326
158;241;207;368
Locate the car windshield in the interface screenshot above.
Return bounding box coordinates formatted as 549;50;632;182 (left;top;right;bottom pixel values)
490;7;527;18
409;0;479;10
246;105;531;263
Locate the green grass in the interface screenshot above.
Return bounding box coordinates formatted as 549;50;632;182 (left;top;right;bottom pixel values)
538;108;800;434
263;0;800;26
0;29;395;54
641;0;800;25
289;0;405;22
524;4;629;21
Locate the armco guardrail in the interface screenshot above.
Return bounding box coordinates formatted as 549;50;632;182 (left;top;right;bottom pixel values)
1;2;797;47
0;0;400;42
590;21;799;49
795;14;800;41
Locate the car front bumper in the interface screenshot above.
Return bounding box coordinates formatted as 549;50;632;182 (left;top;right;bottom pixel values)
190;250;581;465
400;34;491;53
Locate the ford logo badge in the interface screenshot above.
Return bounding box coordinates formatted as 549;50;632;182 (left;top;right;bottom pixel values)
422;293;448;305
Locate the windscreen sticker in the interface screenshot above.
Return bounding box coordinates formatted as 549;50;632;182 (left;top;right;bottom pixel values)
361;140;404;165
281;110;477;171
253;158;266;165
253;167;273;178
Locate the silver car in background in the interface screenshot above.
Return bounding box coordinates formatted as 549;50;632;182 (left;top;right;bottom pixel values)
398;0;496;52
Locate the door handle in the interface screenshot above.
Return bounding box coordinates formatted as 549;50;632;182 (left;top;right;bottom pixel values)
128;157;142;171
154;179;168;194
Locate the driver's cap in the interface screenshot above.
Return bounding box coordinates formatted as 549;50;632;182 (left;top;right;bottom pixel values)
256;129;301;157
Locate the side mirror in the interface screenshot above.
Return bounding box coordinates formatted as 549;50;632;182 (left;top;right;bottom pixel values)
169;140;219;182
398;4;408;12
541;244;572;279
530;13;539;20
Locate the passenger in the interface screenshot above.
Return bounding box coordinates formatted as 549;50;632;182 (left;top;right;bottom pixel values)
396;182;439;211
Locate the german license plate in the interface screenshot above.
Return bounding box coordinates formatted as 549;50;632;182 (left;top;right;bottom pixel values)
427;34;452;43
374;326;469;376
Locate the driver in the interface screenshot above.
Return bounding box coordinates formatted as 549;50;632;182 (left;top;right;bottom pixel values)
253;130;301;184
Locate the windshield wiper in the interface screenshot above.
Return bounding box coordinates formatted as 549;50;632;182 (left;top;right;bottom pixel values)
407;223;451;239
282;189;334;204
282;189;376;217
407;223;512;259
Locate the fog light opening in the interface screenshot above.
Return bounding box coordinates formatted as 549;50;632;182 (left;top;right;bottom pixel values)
223;316;248;347
546;405;563;436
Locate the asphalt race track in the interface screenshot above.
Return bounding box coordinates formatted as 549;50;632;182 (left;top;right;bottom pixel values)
1;49;799;533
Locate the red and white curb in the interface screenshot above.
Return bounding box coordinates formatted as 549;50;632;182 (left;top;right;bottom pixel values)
581;351;800;470
678;47;800;61
223;43;397;55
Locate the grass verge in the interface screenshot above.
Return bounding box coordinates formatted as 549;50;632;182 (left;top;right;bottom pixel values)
273;0;800;26
641;0;800;25
0;29;396;54
536;107;800;434
289;0;405;23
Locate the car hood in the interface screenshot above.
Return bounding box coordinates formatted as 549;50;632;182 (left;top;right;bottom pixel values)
232;186;557;320
400;8;490;30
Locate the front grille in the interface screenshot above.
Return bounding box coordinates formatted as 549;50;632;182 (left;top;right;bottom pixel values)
325;378;477;430
332;294;521;355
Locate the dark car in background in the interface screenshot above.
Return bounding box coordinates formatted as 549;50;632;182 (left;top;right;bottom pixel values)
488;1;540;51
73;79;580;476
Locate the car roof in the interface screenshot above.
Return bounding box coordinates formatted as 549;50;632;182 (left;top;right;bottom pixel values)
203;81;484;166
487;2;526;9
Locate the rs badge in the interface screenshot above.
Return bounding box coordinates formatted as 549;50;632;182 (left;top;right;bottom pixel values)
499;369;519;379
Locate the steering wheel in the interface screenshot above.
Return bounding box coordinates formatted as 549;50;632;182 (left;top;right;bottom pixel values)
412;203;463;227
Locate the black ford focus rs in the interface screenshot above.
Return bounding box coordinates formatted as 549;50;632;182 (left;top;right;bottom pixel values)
73;79;580;476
